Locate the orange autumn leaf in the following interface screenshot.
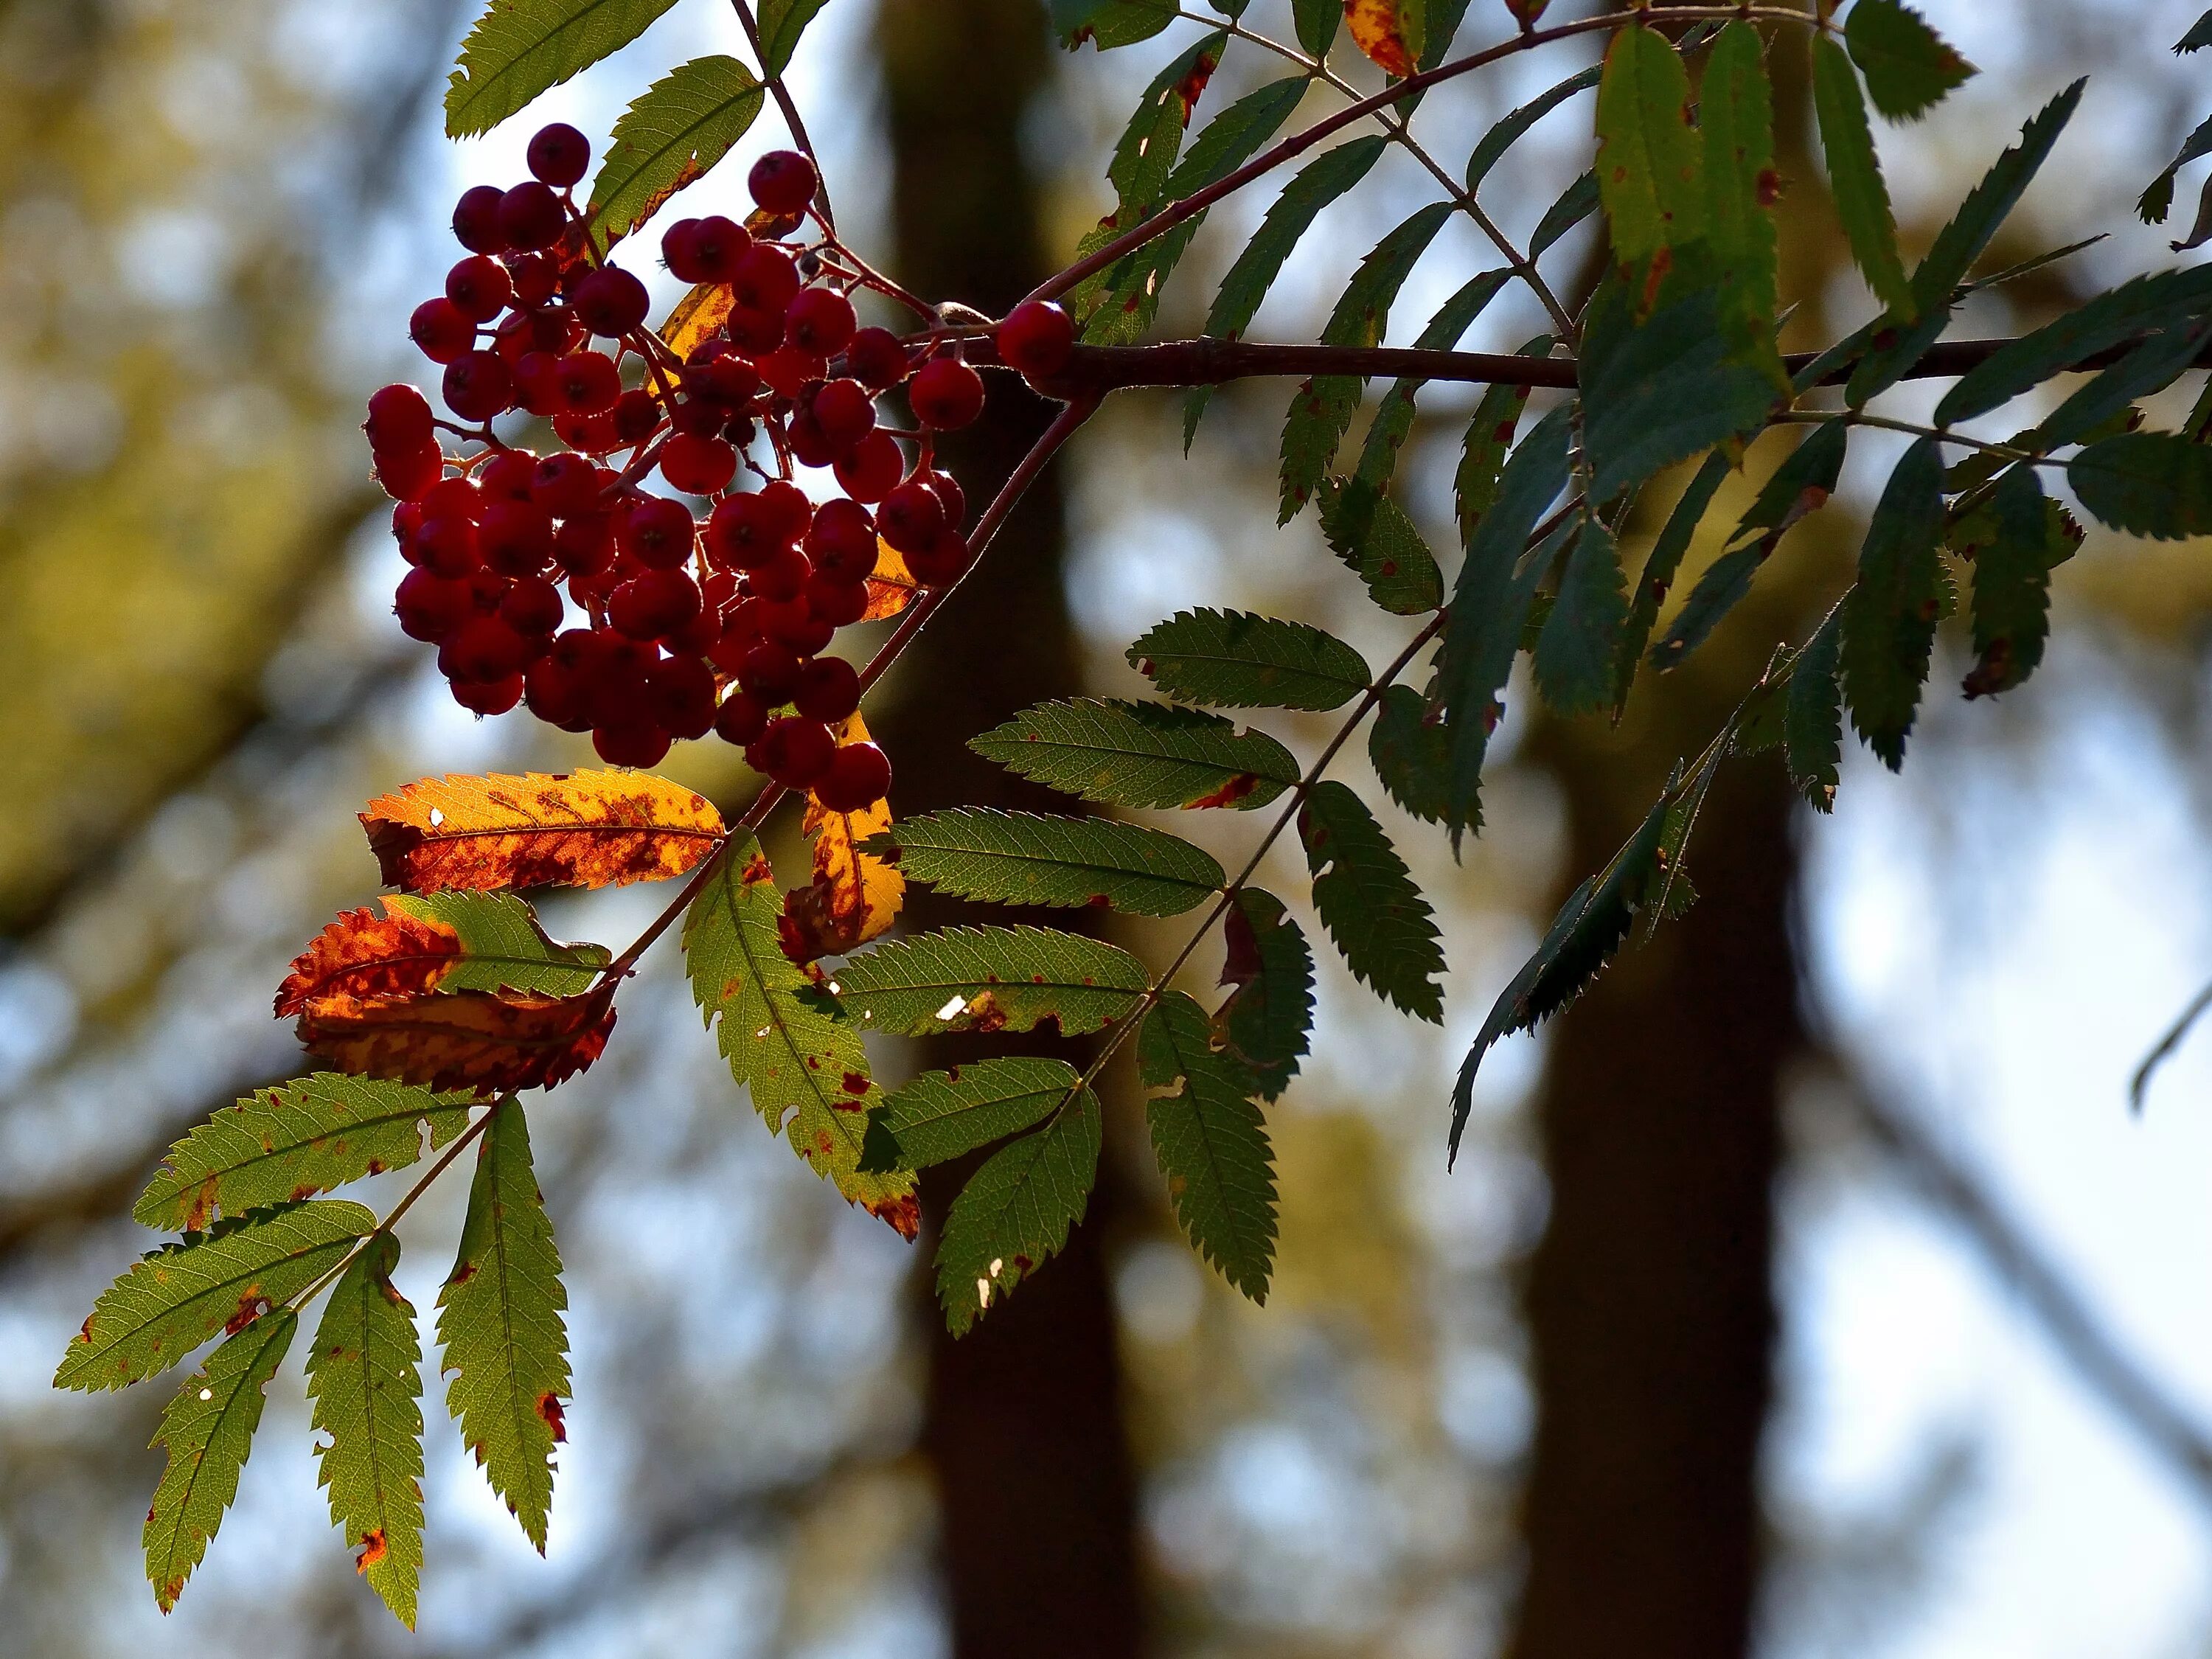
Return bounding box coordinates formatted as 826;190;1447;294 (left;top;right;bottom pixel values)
781;714;905;962
862;538;920;622
294;987;616;1096
1345;0;1421;76
276;905;459;1017
659;280;734;359
361;770;725;894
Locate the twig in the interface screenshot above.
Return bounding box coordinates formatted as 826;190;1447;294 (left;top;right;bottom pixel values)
2132;976;2212;1113
728;0;835;233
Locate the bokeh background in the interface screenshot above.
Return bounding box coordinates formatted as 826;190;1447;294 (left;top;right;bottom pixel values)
6;1;2212;1655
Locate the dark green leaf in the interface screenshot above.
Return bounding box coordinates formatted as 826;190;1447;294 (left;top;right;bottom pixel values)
587;56;765;246
1613;450;1731;712
1454;338;1548;540
1052;0;1174;47
1841;437;1948;768
57;1201;371;1394
436;1098;568;1553
1528;170;1600;259
1440;403;1574;843
1353;271;1515;498
870;809;1222;916
143;1312;296;1613
1594;21;1706;267
2030;321;2212;451
445;0;678;138
1130;608;1371;710
1466;65;1601;192
1813;36;1913;314
1368;684;1453;825
2140;112;2212;225
972;698;1300;811
1140;991;1276;1300
1318;481;1446;615
134;1076;473;1231
1217;888;1314;1099
1300;779;1445;1021
307;1233;425;1627
1701;21;1780;347
1844;0;1974;122
1960;467;2081;698
1937;264;2212;425
2181;10;2212;52
936;1090;1102;1335
2070;431;2212;540
1293;0;1341;57
1279;202;1455;521
860;1057;1081;1174
1536;518;1630;714
757;0;832;75
1786;601;1846;810
834;925;1149;1036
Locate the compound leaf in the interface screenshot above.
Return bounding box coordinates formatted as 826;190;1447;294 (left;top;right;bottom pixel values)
1938;265;2212;424
1595;21;1706;267
1786;601;1847;811
1960;466;2082;698
757;0;832;75
1368;684;1453;825
1318;481;1446;615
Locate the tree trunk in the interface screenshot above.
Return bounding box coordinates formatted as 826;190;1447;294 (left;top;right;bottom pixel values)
872;6;1146;1657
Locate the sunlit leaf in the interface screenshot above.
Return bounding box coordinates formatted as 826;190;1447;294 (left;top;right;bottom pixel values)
660;280;736;358
1593;22;1705;269
859;1057;1080;1174
587;55;765;246
782;714;904;963
869;809;1224;917
936;1087;1102;1335
863;538;921;621
971;698;1299;812
276;897;606;1018
1345;0;1422;77
1139;990;1276;1300
444;0;678;138
295;984;616;1098
1130;608;1371;711
757;0;832;75
1701;21;1781;350
834;925;1149;1037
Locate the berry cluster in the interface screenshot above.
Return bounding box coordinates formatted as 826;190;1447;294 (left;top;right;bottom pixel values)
364;119;1077;810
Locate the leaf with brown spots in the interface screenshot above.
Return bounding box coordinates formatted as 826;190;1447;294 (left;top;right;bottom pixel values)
276;904;459;1016
361;768;725;893
585;55;765;248
659;279;734;358
1344;0;1422;77
293;986;616;1096
276;894;605;1015
782;714;905;963
862;538;921;622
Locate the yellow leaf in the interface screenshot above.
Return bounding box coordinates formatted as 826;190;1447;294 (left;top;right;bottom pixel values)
1346;0;1422;76
659;281;734;360
361;770;725;894
862;538;921;622
782;714;905;961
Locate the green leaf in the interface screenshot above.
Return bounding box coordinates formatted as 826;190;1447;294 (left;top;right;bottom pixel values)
1960;466;2081;698
1217;888;1314;1099
757;0;832;75
936;1090;1102;1335
1528;170;1601;259
1938;265;2212;425
2031;321;2212;452
1845;0;1974;122
834;925;1149;1036
143;1310;296;1613
1613;450;1731;713
971;698;1300;812
307;1234;425;1628
2140;111;2212;225
1846;81;2083;403
134;1077;473;1231
1318;480;1446;615
1701;22;1780;347
1841;437;1948;768
1466;65;1601;192
1368;684;1452;826
436;1098;569;1554
1536;518;1631;716
1300;779;1445;1022
1579;276;1779;501
57;1201;370;1394
683;836;914;1220
869;809;1222;917
2070;432;2212;540
1812;35;1912;314
859;1057;1081;1174
385;891;610;996
1352;270;1514;499
1139;990;1276;1300
2181;9;2212;52
1186;137;1388;447
1130;608;1371;711
1786;601;1846;811
444;0;678;138
1652;419;1848;670
587;56;765;246
1293;0;1341;58
1279;203;1455;521
1593;22;1706;268
1439;403;1574;843
1051;0;1175;47
1455;340;1548;541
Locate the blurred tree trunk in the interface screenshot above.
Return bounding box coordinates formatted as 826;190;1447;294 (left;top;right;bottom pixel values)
872;5;1146;1658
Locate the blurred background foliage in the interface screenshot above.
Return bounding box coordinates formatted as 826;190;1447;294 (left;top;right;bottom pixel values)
10;1;2212;1655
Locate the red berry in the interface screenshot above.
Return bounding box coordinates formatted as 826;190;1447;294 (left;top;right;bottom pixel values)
688;354;760;407
500;574;565;634
480;499;555;574
440;616;531;682
552;509;616;577
619;497;698;568
878;479;946;554
442;351;515;421
751;544;812;602
998;300;1077;378
792;655;860;723
714;689;771;745
481;449;540;501
532;451;605;517
909;357;984;430
453;673;525;717
528;122;591;188
421;477;485;522
664;214;750;282
660;432;737;494
738;641;802;703
661;218;709;282
806;573;871;627
646;654;718;740
805;498;878;582
498;181;567;251
549;351;621;415
525;655;593;730
410;297;476;364
925;468;967;528
612;388;663;443
749;714;837;787
811;378;875;451
445;255;513;322
727;304;787;356
759;481;813;542
637;567;704;636
731;244;801;314
905;526;974;587
416;514;481;578
786;411;838;470
377;444;445;503
749;150;819;215
787;286;856;355
366;383;435;452
594;718;672;768
395;569;472;641
669;395;726;438
757;345;824;400
705;493;782;570
572;265;650;337
453;185;508;254
507;252;560;310
815;741;892;811
833;431;904;502
845;327;910;392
